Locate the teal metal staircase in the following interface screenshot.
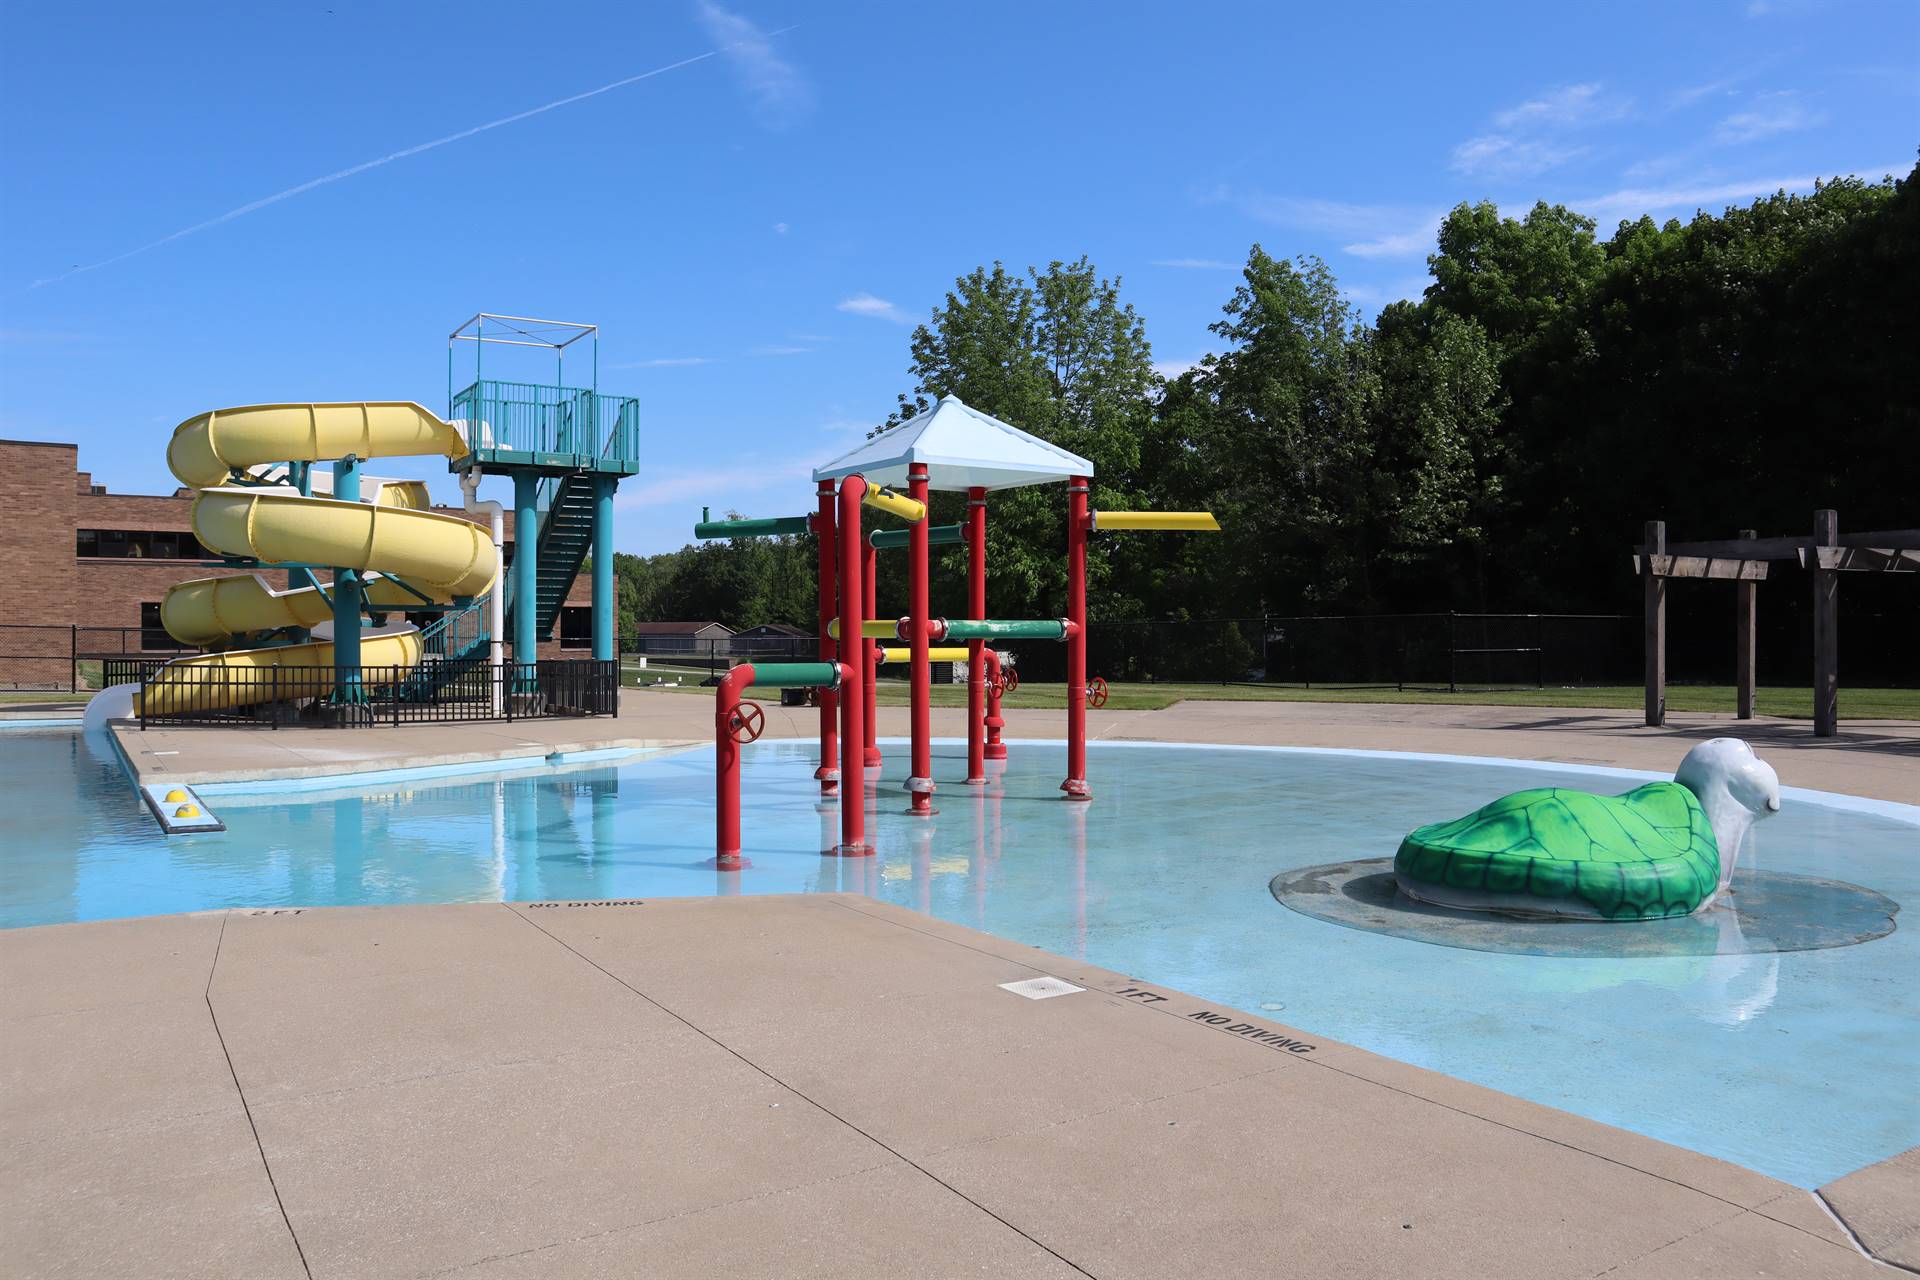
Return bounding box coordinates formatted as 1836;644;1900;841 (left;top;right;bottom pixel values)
505;473;597;642
396;598;491;700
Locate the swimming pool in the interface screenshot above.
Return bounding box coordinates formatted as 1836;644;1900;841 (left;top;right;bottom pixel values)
5;725;1914;1188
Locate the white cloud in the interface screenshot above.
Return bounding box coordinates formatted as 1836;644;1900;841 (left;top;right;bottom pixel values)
1716;93;1826;143
1576;164;1902;222
1226;191;1441;261
1343;223;1442;259
1151;257;1236;270
615;356;715;369
837;292;911;324
1451;135;1588;178
773;221;789;234
695;1;811;129
1449;83;1629;182
753;344;813;356
1492;83;1629;130
1151;357;1201;380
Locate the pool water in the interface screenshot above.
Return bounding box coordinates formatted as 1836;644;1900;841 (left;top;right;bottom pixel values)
5;726;1915;1188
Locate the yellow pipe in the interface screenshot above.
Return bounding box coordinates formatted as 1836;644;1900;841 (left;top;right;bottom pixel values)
861;486;927;523
875;646;971;664
826;618;901;640
1091;511;1220;531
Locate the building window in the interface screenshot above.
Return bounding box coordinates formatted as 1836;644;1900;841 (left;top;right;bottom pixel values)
560;607;592;650
139;602;172;650
77;529;208;559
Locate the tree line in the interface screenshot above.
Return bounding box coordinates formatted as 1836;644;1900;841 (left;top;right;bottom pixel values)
617;165;1915;682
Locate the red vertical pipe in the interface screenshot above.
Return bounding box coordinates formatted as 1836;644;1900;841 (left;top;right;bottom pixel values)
983;647;1006;760
715;662;756;867
812;481;839;798
1062;475;1091;799
862;537;880;769
834;478;873;855
964;485;987;783
906;463;935;814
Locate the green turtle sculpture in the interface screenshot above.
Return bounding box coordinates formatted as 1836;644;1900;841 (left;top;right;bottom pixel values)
1394;738;1781;920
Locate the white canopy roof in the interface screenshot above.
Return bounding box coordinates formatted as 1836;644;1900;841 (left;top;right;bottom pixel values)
812;395;1092;492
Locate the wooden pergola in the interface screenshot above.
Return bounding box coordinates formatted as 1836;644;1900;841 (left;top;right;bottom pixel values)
1633;510;1918;737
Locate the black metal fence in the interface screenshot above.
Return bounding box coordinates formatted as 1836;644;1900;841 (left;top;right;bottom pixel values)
134;659;618;728
615;614;1642;689
1;624;200;691
619;634;815;679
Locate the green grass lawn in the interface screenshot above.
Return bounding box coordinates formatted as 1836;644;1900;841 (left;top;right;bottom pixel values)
625;669;1919;720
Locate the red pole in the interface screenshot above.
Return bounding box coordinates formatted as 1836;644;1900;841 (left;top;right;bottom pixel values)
906;463;935;814
1062;475;1091;800
715;662;757;867
834;477;873;855
862;536;880;769
983;647;1006;760
965;485;987;784
812;481;839;798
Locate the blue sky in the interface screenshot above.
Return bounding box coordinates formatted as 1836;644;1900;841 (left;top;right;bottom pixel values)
2;1;1913;553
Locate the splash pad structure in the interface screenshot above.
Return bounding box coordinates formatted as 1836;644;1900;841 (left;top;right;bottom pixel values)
696;395;1218;864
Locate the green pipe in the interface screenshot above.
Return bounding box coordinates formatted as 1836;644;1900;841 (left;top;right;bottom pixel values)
942;619;1066;640
694;514;811;540
870;523;964;550
743;661;840;688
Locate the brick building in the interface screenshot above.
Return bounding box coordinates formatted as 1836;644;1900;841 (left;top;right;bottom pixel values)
0;439;592;688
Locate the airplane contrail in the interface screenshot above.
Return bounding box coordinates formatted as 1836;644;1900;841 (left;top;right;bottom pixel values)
29;30;794;289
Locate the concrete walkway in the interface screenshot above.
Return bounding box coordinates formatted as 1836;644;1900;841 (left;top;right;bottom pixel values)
3;895;1905;1279
112;688;1920;804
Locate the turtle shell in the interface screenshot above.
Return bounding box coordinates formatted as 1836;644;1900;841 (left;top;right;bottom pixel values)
1393;782;1720;920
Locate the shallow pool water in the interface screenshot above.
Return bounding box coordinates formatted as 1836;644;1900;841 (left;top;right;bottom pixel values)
4;726;1915;1188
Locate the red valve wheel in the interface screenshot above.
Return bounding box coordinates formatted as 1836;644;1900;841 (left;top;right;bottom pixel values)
1004;668;1021;694
1087;677;1109;708
728;701;766;743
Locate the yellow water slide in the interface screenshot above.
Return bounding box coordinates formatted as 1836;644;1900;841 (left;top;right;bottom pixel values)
137;403;499;714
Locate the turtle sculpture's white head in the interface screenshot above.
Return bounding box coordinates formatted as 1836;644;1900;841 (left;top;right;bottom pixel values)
1675;738;1781;901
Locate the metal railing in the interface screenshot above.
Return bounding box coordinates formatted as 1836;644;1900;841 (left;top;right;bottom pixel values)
134;659;618;728
418;599;489;661
449;379;640;467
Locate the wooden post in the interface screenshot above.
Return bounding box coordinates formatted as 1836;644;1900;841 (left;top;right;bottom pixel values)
1643;520;1665;727
1735;529;1757;720
1812;509;1838;737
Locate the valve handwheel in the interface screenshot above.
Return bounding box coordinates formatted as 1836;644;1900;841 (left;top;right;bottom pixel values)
1087;677;1109;708
1004;668;1020;694
729;701;766;743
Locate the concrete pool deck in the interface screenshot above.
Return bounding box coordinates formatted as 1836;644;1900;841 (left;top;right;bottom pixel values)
104;687;1920;804
4;894;1909;1278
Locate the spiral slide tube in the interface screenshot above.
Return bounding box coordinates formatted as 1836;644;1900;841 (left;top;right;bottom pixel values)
136;403;499;715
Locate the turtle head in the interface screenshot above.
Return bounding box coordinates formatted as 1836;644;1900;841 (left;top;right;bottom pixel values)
1677;738;1781;819
1677;739;1781;900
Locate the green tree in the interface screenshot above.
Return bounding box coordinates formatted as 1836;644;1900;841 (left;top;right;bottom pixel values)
882;257;1160;668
